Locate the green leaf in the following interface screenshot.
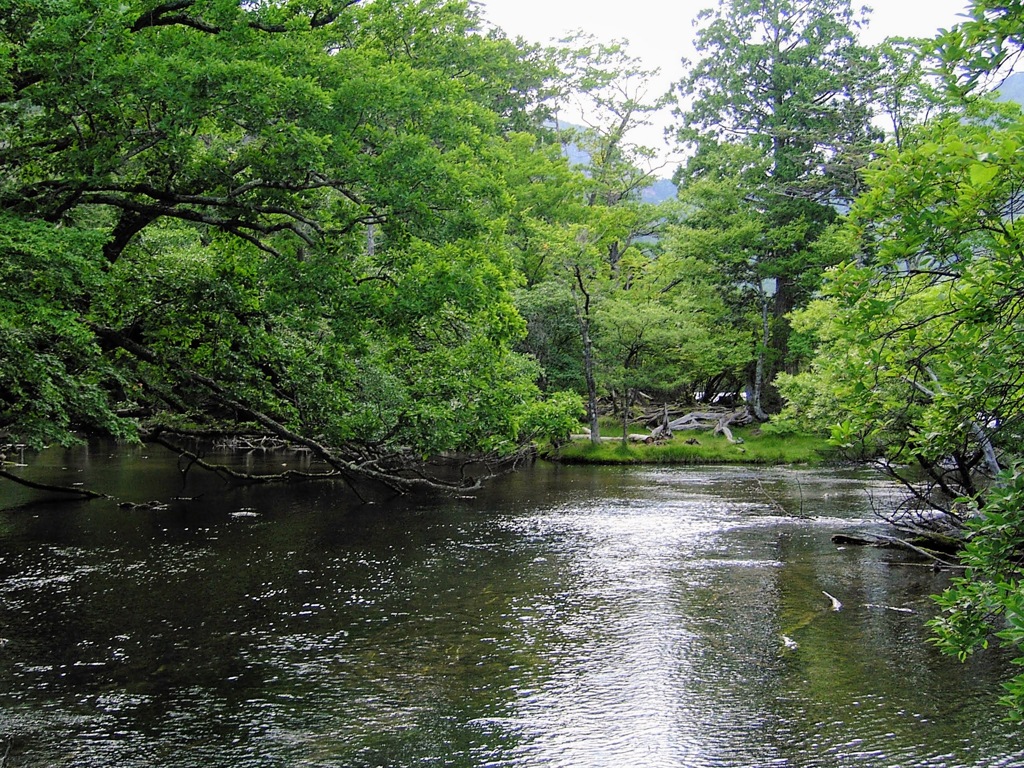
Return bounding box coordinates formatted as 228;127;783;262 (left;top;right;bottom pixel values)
969;162;999;186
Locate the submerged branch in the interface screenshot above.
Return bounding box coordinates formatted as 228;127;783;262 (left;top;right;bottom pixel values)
0;468;106;500
831;531;965;568
147;434;340;485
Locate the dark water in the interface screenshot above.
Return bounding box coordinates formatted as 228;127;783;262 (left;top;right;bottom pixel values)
0;445;1020;767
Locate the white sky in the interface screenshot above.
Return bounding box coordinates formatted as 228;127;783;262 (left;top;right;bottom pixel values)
476;0;975;169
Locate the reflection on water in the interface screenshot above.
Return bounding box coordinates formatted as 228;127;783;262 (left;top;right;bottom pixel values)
0;448;1020;767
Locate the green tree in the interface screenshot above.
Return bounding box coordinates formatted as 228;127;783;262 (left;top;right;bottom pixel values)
869;37;947;149
513;33;671;443
0;0;579;495
672;0;880;417
780;101;1024;502
931;468;1024;721
594;249;751;442
920;1;1024;717
669;140;840;416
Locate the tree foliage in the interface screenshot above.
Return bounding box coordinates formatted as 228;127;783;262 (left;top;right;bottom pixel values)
671;0;880;417
933;0;1024;95
781;100;1024;499
512;34;675;442
931;466;1024;721
869;37;948;149
774;71;1024;711
0;0;581;494
593;250;750;437
676;0;878;201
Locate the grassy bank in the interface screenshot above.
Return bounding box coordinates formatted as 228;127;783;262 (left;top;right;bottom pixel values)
547;424;835;466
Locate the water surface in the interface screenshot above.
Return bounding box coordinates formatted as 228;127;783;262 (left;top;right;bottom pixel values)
0;446;1019;766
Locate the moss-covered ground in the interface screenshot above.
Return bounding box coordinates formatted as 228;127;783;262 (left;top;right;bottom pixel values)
546;420;835;466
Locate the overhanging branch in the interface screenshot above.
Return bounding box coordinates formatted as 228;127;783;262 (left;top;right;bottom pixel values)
91;325;485;496
0;468;106;500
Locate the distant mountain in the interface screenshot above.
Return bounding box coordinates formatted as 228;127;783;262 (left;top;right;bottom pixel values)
556;123;677;204
996;72;1024;104
641;178;677;204
562;140;589;168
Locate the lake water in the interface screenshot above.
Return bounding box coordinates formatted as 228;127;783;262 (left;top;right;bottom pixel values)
0;445;1021;767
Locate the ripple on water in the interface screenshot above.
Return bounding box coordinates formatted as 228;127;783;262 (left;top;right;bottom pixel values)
2;461;1023;767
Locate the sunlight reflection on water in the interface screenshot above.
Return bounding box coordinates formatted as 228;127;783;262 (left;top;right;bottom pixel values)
0;454;1021;767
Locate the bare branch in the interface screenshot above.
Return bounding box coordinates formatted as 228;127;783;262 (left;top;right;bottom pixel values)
0;468;106;500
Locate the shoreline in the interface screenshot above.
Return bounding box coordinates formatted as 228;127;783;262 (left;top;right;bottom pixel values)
542;427;837;467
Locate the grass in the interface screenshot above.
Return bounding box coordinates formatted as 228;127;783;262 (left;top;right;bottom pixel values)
547;422;836;466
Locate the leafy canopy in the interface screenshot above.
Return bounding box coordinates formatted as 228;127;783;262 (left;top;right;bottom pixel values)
0;0;581;491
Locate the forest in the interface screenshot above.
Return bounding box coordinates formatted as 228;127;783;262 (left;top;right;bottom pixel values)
2;0;1024;714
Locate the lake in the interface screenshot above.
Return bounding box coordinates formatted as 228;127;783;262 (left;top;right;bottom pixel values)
0;444;1020;767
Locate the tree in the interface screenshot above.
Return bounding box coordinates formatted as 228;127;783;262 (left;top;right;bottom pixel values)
883;2;1024;714
672;0;881;417
931;468;1024;721
550;33;671;211
869;37;947;149
513;33;671;443
670;142;777;415
767;0;1024;716
593;250;751;442
0;0;580;496
781;98;1024;505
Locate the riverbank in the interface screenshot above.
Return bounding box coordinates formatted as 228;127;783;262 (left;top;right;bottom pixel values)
545;425;836;466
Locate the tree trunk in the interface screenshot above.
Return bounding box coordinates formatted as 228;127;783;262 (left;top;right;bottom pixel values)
751;290;771;421
573;264;601;445
620;387;639;447
581;316;600;444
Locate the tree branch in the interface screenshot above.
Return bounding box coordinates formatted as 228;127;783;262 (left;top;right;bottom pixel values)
0;468;106;500
132;0;361;34
91;325;485;496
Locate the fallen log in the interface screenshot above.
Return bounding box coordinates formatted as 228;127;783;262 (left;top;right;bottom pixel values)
650;408;752;441
831;531;964;567
713;411;747;444
831;533;894;547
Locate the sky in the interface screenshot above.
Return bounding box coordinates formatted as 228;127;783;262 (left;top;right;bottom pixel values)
476;0;976;168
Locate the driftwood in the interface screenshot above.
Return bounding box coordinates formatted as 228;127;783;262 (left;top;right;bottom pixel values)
569;406;753;444
864;603;916;614
822;591;843;611
568;427;654;444
650;408;752;443
831;531;964;568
